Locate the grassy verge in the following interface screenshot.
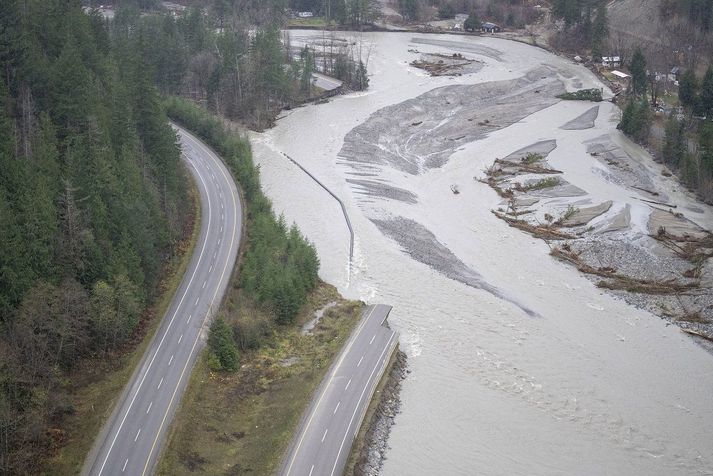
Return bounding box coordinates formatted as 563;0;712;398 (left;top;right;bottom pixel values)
157;283;362;475
49;168;202;475
287;17;330;28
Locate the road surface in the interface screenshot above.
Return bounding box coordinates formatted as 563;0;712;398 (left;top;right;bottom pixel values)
312;72;342;91
83;125;242;476
281;304;398;476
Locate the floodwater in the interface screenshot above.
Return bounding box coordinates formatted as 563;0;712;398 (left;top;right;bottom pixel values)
251;32;713;475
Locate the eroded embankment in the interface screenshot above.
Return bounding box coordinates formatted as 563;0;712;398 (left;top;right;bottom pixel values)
347;351;407;476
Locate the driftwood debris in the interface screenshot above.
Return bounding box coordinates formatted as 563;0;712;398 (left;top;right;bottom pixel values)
551;246;700;295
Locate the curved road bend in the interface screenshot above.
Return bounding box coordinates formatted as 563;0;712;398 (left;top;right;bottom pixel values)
282;304;399;476
83;125;242;476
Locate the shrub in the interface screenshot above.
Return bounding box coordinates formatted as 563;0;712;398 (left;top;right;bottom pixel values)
208;317;238;372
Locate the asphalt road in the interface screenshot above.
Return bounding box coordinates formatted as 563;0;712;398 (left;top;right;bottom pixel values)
83;125;242;476
312;72;342;91
281;304;398;476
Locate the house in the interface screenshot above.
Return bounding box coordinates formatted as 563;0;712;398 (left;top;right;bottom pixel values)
601;56;621;68
481;22;501;33
669;66;681;82
611;70;630;79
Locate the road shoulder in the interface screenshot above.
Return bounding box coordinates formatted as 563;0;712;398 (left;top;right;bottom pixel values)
157;283;363;475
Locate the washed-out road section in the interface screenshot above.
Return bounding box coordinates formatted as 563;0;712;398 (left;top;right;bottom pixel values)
281;304;398;476
83;125;242;476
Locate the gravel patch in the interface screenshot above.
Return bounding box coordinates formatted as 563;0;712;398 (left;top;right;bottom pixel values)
339;67;565;175
347;179;419;204
585;135;659;196
409;38;504;61
560;105;599;130
372;216;538;317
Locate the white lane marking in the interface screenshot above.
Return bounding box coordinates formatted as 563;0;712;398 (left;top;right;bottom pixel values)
168;355;174;366
333;401;341;414
195;297;200;306
209;265;213;273
178;334;183;344
142;127;242;476
134;429;141;442
146;401;153;414
122;458;128;472
321;428;329;443
345;379;352;391
369;335;376;345
213;251;217;259
157;377;163;390
357;356;364;368
330;333;397;476
309;465;315;476
281;305;381;476
202;280;207;289
186;314;192;324
220;225;223;233
221;202;224;210
96;156;215;476
218;238;222;245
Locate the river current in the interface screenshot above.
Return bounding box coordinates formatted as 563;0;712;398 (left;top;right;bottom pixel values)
251;32;713;475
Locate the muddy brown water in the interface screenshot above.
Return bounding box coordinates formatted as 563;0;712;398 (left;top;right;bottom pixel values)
251;32;713;475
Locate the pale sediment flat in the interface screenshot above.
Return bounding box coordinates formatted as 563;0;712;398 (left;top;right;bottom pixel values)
254;31;713;476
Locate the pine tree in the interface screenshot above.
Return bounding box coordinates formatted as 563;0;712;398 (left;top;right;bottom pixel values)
699;66;713;118
591;3;608;58
679;69;698;111
208;317;238;371
630;48;647;97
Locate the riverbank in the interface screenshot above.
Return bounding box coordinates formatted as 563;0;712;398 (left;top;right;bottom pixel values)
345;350;407;476
251;31;713;475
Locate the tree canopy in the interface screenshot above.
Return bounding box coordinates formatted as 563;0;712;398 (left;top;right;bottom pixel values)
0;1;189;472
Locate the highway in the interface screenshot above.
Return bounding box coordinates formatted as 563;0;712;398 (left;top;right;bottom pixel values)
83;125;242;476
312;72;343;91
281;304;398;476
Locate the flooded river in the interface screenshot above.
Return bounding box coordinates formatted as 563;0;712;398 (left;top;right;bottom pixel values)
251;32;713;475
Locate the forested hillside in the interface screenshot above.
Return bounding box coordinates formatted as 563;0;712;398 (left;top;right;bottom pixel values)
0;1;189;473
108;2;369;130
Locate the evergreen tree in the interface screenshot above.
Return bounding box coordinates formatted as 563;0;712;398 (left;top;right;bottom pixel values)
591;3;608;58
464;12;481;32
700;66;713;118
662;116;686;168
208;317;238;371
630;48;647;97
399;0;419;21
679;69;698;110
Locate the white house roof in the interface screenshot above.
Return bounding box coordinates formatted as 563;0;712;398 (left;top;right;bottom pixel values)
611;70;630;79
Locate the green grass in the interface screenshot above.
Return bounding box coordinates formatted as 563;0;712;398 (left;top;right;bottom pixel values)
287;17;330;28
557;88;603;102
49;169;202;475
524;177;560;191
157;283;362;476
521;152;544;164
